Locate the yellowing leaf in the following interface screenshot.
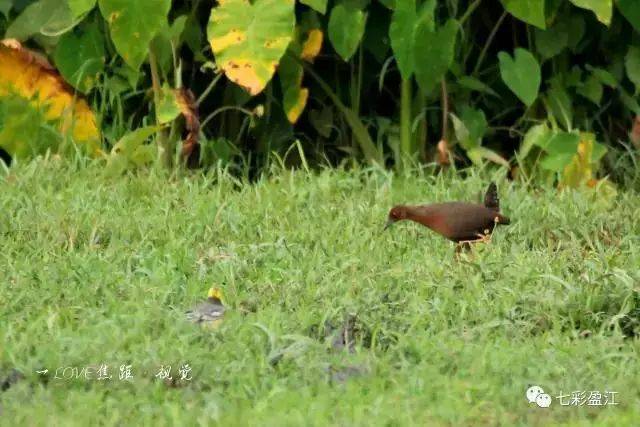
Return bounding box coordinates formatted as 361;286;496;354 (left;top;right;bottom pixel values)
301;29;323;62
280;23;320;124
0;40;101;157
286;88;309;123
207;0;295;96
559;133;607;189
561;137;593;189
279;51;308;124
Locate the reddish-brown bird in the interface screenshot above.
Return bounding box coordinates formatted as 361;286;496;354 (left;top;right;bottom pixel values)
384;182;510;247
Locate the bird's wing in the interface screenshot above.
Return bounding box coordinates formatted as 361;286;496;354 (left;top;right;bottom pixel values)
484;182;499;211
442;204;496;240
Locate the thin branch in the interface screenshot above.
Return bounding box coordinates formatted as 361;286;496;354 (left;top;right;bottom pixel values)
459;0;483;26
440;78;449;142
473;10;508;76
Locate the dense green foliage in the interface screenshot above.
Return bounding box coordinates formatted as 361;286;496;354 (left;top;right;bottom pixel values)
1;159;640;424
0;0;638;179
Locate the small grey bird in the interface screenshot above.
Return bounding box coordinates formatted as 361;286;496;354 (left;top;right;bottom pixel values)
185;288;226;327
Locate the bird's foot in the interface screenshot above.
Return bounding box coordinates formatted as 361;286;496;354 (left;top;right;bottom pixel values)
457;233;490;246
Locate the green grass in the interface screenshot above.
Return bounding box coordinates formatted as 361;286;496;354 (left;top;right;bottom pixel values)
1;158;639;426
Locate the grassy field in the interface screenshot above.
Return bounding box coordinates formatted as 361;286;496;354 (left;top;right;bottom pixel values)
1;158;639;426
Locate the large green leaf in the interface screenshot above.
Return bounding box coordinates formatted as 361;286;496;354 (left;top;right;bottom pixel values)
617;0;640;33
6;0;74;40
450;106;486;151
68;0;96;17
156;84;181;124
98;0;171;70
500;0;545;29
569;0;612;25
328;1;367;61
498;48;541;107
625;46;640;93
300;0;327;14
53;19;106;93
540;152;575;171
586;65;618;87
545;80;573;130
207;0;295;95
577;74;603;104
519;122;551;159
414;19;458;94
535;22;568;60
539;132;581;172
451;108;508;167
389;0;435;79
540;131;581;154
107;125;160;173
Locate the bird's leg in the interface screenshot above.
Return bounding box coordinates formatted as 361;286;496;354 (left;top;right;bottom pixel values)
457;234;488;246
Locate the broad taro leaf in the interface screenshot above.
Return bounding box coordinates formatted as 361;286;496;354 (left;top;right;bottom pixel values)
328;1;367;61
577;74;603;104
68;0;97;17
156;84;181;124
519;122;551;159
617;0;640;33
414;19;458;94
208;0;295;95
535;22;569;60
53;18;106;93
545;79;573;130
586;65;618;87
98;0;171;70
500;0;546;29
569;0;612;25
538;131;581;172
107;125;160;174
560;133;607;188
389;0;435;79
498;48;541;107
0;41;101;158
459;106;487;150
300;0;327;14
6;0;75;40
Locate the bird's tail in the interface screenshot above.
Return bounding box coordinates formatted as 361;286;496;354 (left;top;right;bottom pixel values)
497;214;510;225
484;182;500;211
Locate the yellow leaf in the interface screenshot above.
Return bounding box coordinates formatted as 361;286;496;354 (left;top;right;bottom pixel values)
207;0;295;96
0;39;101;156
286;88;309;123
221;58;276;96
301;29;323;62
560;134;593;189
210;29;247;52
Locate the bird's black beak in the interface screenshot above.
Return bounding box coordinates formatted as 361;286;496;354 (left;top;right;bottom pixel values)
383;219;395;231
